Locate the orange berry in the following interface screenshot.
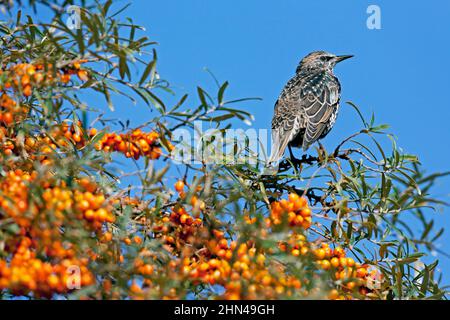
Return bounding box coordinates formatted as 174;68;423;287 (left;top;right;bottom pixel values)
334;247;345;257
61;73;71;83
23;85;32;97
301;216;312;229
288;193;300;202
33;73;43;83
199;262;209;272
174;180;185;192
346;281;356;290
72;133;81;143
78;199;90;211
84;209;95;220
315;248;326;260
89;128;97;136
301;207;312;217
96;208;108;221
141;264;153;275
2;112;13;125
179;214;191;225
218;238;228;249
261;275;271;286
103;232;113;242
47;274;59;289
225;250;233;260
356;267;368;278
77;69;89;81
330;257;340;268
329;289;339;300
130;282;142;294
21;74;30;86
190;195;198;206
293;197;307;211
133;236;142;245
321;260;331;270
294;214;304;225
346;257;355;267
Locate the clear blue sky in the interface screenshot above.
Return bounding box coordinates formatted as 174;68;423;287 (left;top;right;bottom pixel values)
117;0;450;283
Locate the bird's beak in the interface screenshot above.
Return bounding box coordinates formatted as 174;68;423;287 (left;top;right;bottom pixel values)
335;55;354;63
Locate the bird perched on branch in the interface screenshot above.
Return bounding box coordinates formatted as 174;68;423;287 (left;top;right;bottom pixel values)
267;51;353;167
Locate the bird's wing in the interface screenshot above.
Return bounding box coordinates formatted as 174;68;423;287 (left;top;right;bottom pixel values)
268;100;304;164
301;75;340;150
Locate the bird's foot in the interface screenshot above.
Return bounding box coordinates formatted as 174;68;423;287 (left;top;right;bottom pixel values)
287;147;301;173
300;154;316;165
318;142;326;156
278;156;300;173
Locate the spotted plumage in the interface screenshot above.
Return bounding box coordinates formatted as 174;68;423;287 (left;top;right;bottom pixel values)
268;51;352;164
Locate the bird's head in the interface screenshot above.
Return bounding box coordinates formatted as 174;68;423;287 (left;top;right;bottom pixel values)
296;51;353;73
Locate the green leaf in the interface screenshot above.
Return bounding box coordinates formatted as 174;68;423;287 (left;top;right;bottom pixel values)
218;81;228;104
397;252;424;265
139;59;156;86
197;86;208;107
420;265;430;296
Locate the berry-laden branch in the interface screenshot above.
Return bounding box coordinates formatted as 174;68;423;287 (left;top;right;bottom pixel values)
0;0;446;301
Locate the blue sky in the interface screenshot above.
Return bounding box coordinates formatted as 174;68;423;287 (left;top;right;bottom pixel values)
117;0;450;283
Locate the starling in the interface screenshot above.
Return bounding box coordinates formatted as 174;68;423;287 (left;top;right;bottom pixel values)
268;51;353;165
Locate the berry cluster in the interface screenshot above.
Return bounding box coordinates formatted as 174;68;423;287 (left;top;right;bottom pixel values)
0;93;28;127
0;61;88;97
0;169;114;229
94;128;162;160
312;243;375;299
166;192;383;299
121;188;383;300
269;193;312;229
3;121;163;167
0;237;93;298
0;170;114;296
181;240;303;300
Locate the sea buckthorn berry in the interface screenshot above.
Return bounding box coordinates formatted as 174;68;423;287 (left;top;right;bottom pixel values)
77;70;89;81
288;193;300;203
329;289;339;300
301;207;311;217
346;281;356;291
174;180;185;192
89;128;97;136
103;232;113;242
346;257;355;267
300;246;309;255
133;236;142;245
356;267;368;278
321;260;331;270
315;248;326;260
330;257;340;268
334;247;345;257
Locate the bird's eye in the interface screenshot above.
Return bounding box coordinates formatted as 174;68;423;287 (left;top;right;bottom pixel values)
321;56;333;61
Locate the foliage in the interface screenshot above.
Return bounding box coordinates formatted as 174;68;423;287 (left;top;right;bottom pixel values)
0;0;448;300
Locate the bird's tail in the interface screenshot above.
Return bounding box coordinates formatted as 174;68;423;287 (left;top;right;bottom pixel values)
267;144;285;165
261;134;285;175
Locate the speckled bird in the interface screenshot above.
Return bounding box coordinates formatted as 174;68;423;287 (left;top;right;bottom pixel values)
268;51;353;164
